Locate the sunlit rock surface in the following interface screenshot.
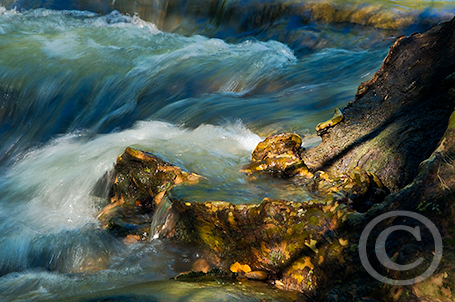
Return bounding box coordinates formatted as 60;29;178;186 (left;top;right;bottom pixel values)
242;132;312;178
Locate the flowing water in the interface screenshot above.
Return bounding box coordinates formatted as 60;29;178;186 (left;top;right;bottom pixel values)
0;1;454;300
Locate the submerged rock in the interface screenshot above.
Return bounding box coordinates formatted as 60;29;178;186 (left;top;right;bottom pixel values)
64;276;301;302
245;270;268;281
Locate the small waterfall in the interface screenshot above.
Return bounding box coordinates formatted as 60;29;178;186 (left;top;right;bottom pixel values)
149;195;180;240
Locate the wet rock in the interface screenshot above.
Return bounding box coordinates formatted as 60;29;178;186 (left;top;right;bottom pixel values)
252;132;302;161
97;147;201;238
170;167;383;290
242;133;312;178
245;270;268;281
97;144;385;293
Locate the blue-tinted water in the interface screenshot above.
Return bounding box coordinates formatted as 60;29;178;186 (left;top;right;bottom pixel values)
0;1;453;300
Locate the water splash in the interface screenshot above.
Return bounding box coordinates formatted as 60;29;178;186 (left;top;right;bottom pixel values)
0;8;299;163
149;195;179;240
0;120;265;276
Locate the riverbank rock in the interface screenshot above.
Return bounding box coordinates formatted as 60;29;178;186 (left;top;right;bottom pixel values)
310;107;455;302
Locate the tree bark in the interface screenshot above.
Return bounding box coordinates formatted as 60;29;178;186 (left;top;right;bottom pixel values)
303;17;455;192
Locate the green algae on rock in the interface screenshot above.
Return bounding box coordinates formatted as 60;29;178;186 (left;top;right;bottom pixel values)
61;271;302;302
171;197;349;293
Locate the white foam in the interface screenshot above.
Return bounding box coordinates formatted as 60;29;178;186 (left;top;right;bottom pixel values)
1;120;259;236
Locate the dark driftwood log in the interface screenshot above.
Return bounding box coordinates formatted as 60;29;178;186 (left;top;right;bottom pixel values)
303;17;455;192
